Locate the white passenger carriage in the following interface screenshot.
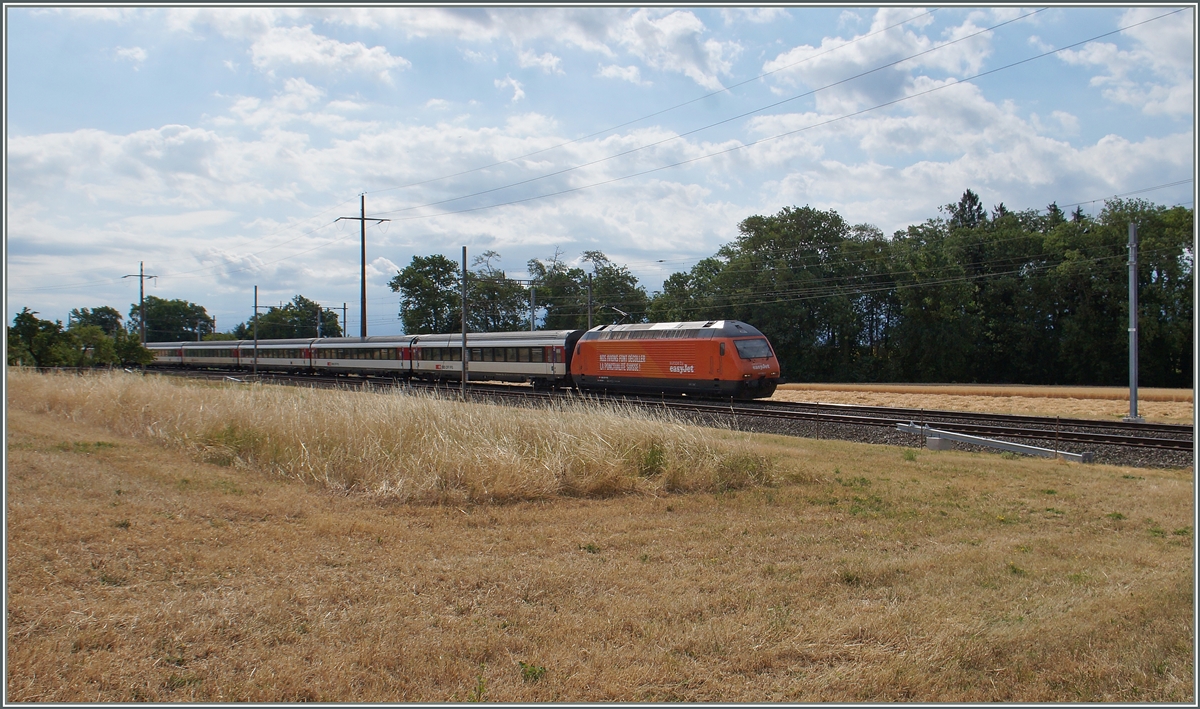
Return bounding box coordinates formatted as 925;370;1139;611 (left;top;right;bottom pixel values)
180;341;242;368
236;338;311;371
150;344;184;366
145;329;584;388
309;335;415;375
411;330;581;388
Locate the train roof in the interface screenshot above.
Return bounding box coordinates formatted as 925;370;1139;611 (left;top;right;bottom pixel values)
580;320;765;340
410;330;579;345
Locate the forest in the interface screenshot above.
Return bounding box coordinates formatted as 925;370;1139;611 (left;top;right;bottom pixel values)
10;192;1192;387
393;192;1192;388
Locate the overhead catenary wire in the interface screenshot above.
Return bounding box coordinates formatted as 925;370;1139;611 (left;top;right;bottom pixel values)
361;9;940;199
369;9;1048;219
370;7;1188;226
8;9;1191;310
10;10;940;294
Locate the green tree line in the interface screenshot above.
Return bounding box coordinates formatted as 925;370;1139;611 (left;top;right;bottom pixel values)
649;193;1192;387
388;248;648;334
392;192;1190;388
7;307;154;367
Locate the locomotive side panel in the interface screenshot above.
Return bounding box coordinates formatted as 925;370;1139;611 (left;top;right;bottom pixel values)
573;338;749;396
571;320;781;398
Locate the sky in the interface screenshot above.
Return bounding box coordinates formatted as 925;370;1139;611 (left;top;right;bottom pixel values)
5;5;1196;337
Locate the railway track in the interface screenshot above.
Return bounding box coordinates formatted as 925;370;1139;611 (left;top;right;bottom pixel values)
158;368;1194;457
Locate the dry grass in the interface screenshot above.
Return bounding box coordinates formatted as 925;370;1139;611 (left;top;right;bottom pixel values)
774;384;1194;425
6;369;774;503
6;369;1195;702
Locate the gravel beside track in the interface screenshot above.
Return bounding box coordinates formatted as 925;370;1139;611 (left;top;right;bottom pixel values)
668;410;1193;470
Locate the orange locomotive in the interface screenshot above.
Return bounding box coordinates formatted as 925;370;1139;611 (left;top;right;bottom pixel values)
570;320;781;399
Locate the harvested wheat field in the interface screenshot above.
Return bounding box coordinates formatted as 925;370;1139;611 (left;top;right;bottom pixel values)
5;370;1195;702
774;383;1194;425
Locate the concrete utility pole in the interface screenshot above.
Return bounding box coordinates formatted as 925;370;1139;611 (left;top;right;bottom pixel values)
1124;222;1144;423
587;273;593;329
336;194;390;339
122;261;157;344
530;286;536;331
253;285;259;376
461;246;468;394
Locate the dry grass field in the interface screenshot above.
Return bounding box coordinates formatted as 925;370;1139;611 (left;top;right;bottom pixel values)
774;383;1195;425
6;370;1195;702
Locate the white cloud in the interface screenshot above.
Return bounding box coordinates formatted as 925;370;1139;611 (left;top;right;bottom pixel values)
720;8;789;26
250;25;411;82
114;45;147;65
327;99;367;112
597;63;649;86
495;74;525;102
615;9;740;90
9;7;1193;328
517;48;564;74
762;7;987;114
1057;8;1195;119
123;210;237;231
462;48;496;63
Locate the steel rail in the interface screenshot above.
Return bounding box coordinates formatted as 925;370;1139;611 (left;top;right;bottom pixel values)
148;367;1194;452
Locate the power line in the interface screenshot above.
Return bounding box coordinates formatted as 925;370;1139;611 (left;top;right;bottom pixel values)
40;10;938;292
1057;179;1195;209
370;9;1045;219
371;8;1187;225
361;9;940;200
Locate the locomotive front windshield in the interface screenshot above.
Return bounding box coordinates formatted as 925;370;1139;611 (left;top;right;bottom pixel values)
733;338;773;360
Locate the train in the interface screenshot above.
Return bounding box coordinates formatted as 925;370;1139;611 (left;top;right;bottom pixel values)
144;320;782;399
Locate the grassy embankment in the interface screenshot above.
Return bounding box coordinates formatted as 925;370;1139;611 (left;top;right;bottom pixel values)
6;369;1194;702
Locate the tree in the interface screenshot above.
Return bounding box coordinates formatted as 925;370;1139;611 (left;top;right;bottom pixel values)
238;295;343;340
113;328;156;366
129;296;215;342
945;189;987;230
7;308;76;366
529;249;648;329
389;254;462;334
583;251;649;325
528;249;589;330
71;325;118;366
468;250;530;331
8;308;146;367
69;306;123;335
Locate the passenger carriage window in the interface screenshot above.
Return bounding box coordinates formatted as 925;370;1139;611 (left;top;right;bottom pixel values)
471;348;482;361
482;348;493;362
518;348;530;363
506;348;517;362
530;347;543;363
451;348;461;361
